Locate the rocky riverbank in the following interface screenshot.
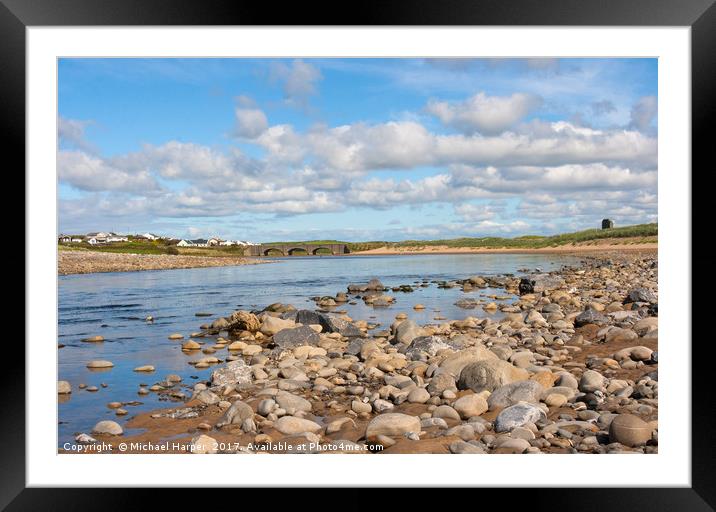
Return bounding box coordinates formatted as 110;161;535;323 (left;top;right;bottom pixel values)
58;250;267;275
61;252;658;454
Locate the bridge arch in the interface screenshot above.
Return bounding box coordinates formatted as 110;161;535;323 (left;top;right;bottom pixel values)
287;247;309;256
263;247;285;256
311;246;331;255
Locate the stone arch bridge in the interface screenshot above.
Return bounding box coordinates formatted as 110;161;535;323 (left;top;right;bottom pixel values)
246;243;349;257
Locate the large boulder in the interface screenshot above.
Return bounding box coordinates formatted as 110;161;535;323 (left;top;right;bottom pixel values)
273;326;320;348
392;320;426;345
579;370;606;393
453;394;488;419
404;336;453;361
494;403;546;432
274;416;322;435
211;360;253;388
487;380;544;410
608;414;653;447
260;315;296;335
275;391;312;414
292;310;362;337
426;373;457;395
531;274;565;292
624;288;657;304
320;313;363;337
92;420;123;436
365;413;421;442
216;400;256;432
574;308;608;327
457;359;529;393
58;381;72;394
227;310;261;332
435;346;498;379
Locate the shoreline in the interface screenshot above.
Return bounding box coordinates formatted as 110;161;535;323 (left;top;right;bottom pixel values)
58;250;268;276
351;242;657;256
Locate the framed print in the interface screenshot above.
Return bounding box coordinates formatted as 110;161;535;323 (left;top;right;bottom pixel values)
4;0;713;506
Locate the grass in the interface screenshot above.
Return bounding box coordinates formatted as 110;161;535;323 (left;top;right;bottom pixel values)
345;223;658;251
58;240;249;257
59;223;657;256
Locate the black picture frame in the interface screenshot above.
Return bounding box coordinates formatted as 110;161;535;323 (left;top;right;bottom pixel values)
4;0;710;508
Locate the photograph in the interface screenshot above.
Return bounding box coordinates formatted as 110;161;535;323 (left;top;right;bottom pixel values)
55;56;660;456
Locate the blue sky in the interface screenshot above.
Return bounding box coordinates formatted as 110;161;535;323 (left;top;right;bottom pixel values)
58;58;657;241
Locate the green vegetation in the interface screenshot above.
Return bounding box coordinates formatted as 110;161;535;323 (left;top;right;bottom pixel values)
257;224;656;252
59;223;657;257
344;223;658;251
59;240;174;255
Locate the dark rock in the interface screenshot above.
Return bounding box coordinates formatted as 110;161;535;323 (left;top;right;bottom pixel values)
574;308;609;327
624;288;657;304
273;326;320;348
320;313;363;337
518;278;535;295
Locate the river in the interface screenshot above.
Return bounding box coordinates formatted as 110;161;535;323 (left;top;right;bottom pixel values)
57;253;583;447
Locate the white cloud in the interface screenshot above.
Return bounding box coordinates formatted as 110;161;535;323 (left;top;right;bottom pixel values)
454;203;498;222
270;59;322;105
58;117;96;153
629;96;657;131
234;104;268;138
426;92;542;134
58;150;159;192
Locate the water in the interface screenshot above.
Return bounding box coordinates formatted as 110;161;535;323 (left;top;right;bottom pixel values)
58;253;582;446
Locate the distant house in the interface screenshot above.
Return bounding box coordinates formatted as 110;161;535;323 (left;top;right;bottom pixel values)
107;235;128;243
207;237;223;247
87;237;107;245
71;238;83;243
219;240;236;246
58;235;72;243
177;239;191;247
601;219;615;229
191;239;209;247
86;231;112;239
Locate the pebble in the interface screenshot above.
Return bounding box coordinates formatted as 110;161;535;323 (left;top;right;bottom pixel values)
86;360;114;369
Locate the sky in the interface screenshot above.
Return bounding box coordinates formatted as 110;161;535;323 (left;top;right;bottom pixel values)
57;58;657;242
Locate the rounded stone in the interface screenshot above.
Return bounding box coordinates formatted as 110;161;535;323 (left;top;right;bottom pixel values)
608;414;652;447
274;416;322;435
92;420;123;436
58;381;72;394
407;387;430;404
544;393;568;407
365;413;421;442
453;394;488;419
86;360;114;369
579;370;605;393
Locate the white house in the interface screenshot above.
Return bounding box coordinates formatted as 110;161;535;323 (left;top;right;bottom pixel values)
140;232;161;240
177;240;191;247
107;235;128;243
219;240;236;246
87;237;107;245
58;235;72;243
207;237;223;247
